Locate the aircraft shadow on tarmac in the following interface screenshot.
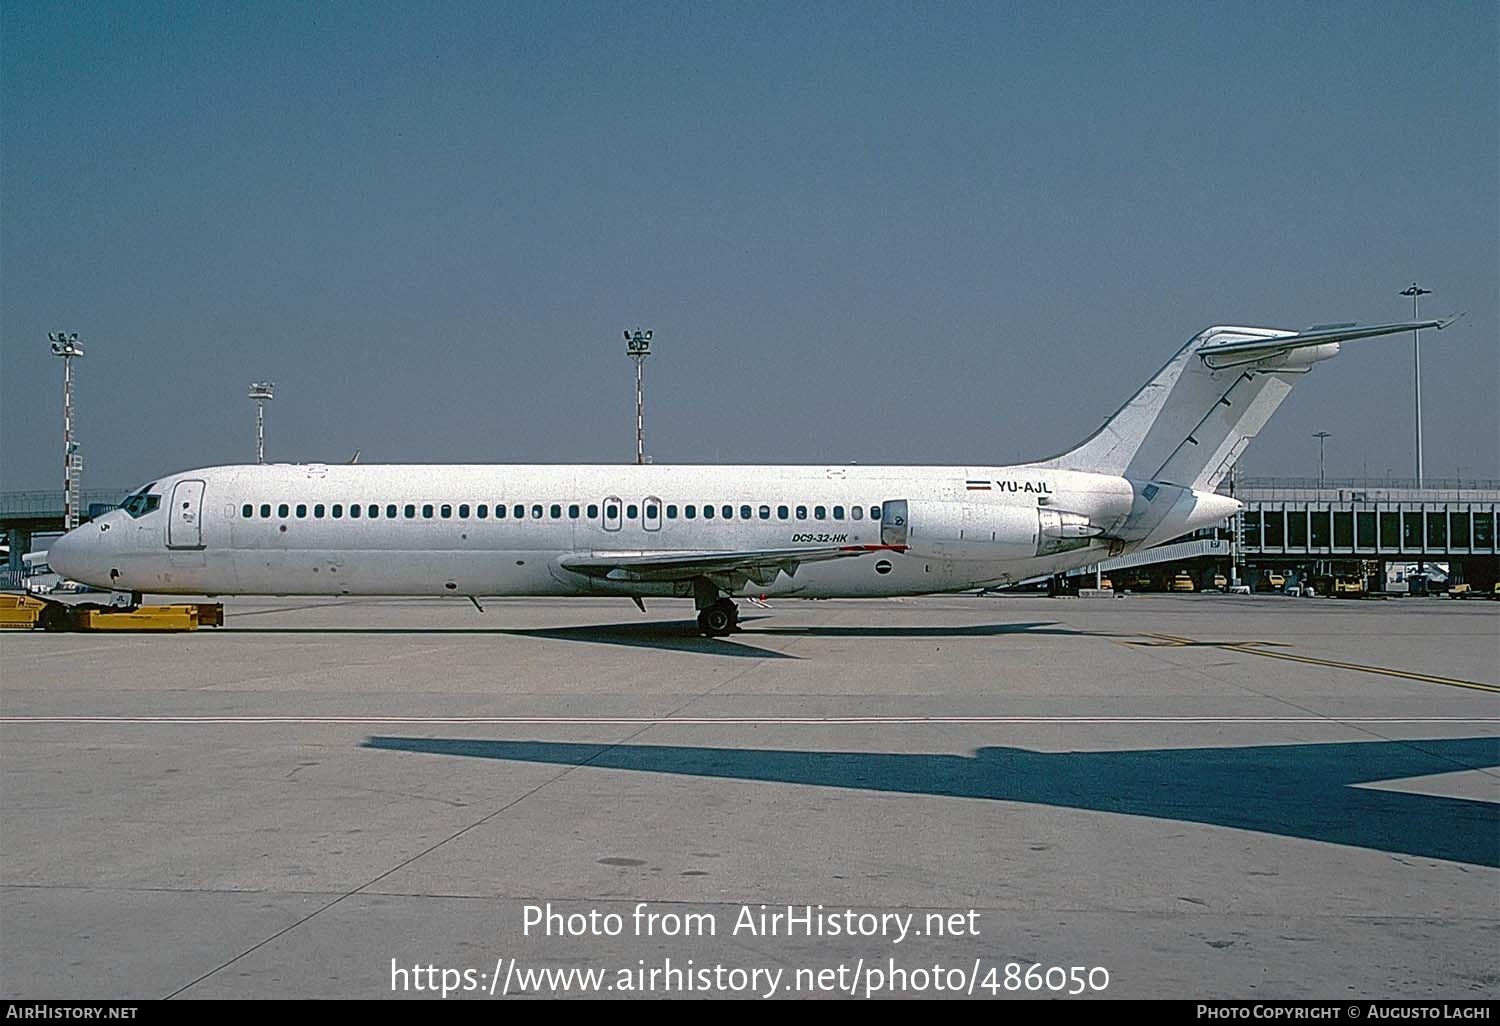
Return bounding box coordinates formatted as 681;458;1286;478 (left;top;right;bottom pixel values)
361;735;1500;868
223;619;1089;659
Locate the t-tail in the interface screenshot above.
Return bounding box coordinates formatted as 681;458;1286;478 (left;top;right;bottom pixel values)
1029;318;1455;491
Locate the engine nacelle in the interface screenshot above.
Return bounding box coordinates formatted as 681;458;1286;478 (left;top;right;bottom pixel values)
880;499;1103;561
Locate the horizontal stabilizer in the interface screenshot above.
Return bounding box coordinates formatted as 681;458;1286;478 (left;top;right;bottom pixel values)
1031;315;1459;491
1198;318;1452;368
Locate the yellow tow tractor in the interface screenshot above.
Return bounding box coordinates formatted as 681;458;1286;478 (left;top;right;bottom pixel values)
0;594;222;632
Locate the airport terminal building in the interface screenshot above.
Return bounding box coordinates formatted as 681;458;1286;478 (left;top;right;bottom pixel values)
1071;477;1500;594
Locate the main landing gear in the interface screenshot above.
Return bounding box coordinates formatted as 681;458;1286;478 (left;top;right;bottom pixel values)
696;598;739;637
692;577;739;637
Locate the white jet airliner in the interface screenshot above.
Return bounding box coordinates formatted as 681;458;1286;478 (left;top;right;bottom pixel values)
47;318;1447;635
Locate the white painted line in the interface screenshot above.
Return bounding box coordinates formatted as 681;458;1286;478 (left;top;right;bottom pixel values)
1;716;1495;726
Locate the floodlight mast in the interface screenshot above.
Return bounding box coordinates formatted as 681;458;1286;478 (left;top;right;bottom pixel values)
48;332;85;530
1399;283;1432;487
1313;432;1331;488
248;382;275;464
624;330;652;465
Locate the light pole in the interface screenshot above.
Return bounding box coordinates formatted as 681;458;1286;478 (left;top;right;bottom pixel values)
248;382;275;464
1313;431;1331;488
48;332;85;531
624;330;652;465
1400;283;1431;487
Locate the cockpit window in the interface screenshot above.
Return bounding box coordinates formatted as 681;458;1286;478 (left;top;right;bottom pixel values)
119;483;161;519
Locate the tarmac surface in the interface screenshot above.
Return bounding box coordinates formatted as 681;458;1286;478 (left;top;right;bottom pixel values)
1;592;1497;999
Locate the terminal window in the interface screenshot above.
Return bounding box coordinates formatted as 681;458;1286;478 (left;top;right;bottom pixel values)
1451;512;1470;548
1357;511;1376;547
1262;510;1285;548
1308;510;1328;547
1289;510;1310;548
1402;512;1423;549
1333;511;1354;548
1242;511;1261;547
1474;512;1494;549
1426;512;1447;548
1380;512;1400;549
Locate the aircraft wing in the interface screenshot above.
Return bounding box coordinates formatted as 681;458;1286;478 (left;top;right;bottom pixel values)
559;544;906;588
1198;318;1455;368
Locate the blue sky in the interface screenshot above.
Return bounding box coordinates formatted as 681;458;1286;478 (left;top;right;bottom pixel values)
3;1;1496;492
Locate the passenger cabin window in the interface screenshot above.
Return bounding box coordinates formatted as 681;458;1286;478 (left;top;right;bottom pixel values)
815;506;827;520
459;504;470;518
477;505;487;519
758;505;770;520
332;504;343;519
740;505;751;520
315;504;326;518
778;505;789;520
422;504;434;519
549;504;561;519
796;505;807;520
685;505;696;519
513;505;524;519
666;505;678;519
296;504;307;518
569;504;580;518
404;504;416;518
851;506;862;520
441;504;452;519
703;504;714;519
587;504;598;518
368;504;379;518
833;505;845;520
278;503;289;518
260;504;272;518
242;504;253;518
627;504;639;519
531;504;543;519
646;503;658;519
386;504;397;519
870;505;881;521
721;505;732;519
350;504;361;518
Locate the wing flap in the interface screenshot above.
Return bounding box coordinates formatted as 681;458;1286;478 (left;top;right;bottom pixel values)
559;545;905;584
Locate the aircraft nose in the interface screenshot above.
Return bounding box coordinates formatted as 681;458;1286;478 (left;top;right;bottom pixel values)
47;522;111;588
